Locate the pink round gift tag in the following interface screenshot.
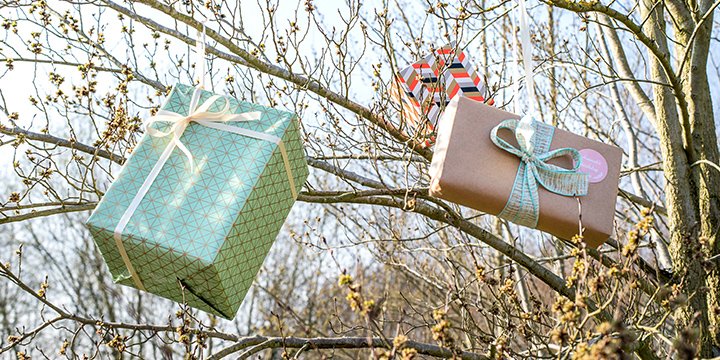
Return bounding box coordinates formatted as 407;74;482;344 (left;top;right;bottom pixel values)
578;148;608;183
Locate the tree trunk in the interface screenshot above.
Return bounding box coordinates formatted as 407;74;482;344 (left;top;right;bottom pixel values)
674;5;720;352
642;0;720;354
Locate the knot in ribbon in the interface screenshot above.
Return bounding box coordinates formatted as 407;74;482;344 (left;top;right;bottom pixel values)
521;152;536;164
490;115;588;228
144;89;262;172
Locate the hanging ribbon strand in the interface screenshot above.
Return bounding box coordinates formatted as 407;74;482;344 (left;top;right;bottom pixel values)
511;0;536;115
517;0;536;115
196;21;208;89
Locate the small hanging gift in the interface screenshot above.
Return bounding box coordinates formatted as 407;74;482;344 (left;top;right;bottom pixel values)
86;83;308;318
429;97;621;247
391;44;492;145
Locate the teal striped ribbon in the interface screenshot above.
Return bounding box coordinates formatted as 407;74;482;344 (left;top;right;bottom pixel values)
490;115;589;228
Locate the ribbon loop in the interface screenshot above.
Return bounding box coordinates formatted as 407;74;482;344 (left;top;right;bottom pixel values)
144;90;261;173
490;115;588;228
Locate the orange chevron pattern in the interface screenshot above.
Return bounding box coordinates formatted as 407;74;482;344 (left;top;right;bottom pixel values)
392;44;493;146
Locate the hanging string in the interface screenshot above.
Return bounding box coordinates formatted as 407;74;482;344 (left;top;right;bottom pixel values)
511;1;520;114
513;0;537;116
195;21;207;89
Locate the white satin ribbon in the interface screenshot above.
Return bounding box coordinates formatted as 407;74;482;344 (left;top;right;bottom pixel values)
513;0;537;116
196;21;207;89
113;87;298;291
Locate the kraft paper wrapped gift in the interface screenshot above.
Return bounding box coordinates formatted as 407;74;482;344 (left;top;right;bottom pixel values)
392;44;492;144
86;84;308;318
429;96;622;247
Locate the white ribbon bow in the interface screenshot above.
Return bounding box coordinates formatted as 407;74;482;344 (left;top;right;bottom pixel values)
144;89;262;172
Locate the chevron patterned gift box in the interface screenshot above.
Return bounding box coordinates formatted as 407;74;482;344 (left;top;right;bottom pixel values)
391;44;493;145
86;83;308;319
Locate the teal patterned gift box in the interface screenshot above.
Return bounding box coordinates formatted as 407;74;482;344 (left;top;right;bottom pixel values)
86;83;308;319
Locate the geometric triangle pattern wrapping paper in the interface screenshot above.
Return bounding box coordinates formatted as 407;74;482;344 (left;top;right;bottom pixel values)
393;43;492;144
86;83;309;319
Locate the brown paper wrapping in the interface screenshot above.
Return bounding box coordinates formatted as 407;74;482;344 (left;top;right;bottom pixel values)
429;96;622;247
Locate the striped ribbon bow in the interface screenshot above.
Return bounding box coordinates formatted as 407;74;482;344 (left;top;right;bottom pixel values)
490;115;588;228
